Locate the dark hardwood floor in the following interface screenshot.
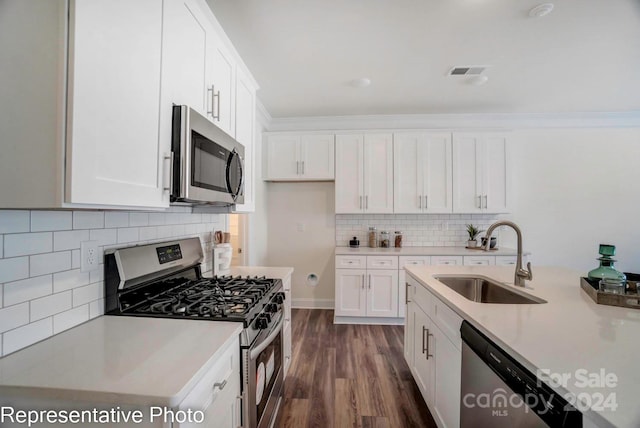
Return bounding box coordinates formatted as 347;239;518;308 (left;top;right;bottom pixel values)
278;309;437;428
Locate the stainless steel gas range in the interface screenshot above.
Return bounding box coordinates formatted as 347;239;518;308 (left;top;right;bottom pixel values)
104;237;284;428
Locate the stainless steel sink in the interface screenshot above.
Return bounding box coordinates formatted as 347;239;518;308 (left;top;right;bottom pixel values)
435;275;546;304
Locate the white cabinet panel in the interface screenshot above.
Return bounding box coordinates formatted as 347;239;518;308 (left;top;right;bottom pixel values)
366;256;398;270
266;135;300;180
335;255;367;269
67;0;168;208
484;135;509;213
300;135;335;180
363;134;394;213
431;256;463;266
412;306;434;405
432;324;461;428
267;134;335;181
463;255;496;266
367;269;399;318
335;269;367;316
404;300;415;368
335;135;364;213
209;38;235;136
495;256;518;266
232;67;256;213
394;132;452;214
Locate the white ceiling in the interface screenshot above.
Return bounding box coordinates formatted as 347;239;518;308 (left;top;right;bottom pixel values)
206;0;640;118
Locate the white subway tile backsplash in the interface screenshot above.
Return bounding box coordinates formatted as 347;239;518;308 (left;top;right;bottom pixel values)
4;275;52;306
89;229;117;246
53;305;89;335
0;303;29;334
53;230;89;251
72;282;102;307
3;318;53;355
105;212;129;228
0;257;30;283
0;208;224;357
73;211;104;229
129;212;149;227
30;252;71;277
30;291;72;321
31;211;72;232
4;232;52;257
117;227;139;244
53;269;90;293
0;210;30;234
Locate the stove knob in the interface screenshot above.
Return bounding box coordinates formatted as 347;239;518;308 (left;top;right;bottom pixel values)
265;303;278;313
274;292;285;304
254;316;269;330
262;313;271;323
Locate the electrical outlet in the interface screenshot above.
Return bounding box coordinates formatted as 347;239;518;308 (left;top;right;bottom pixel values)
81;240;100;273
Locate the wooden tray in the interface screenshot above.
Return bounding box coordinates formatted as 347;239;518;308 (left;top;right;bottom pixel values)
580;277;640;309
465;246;498;251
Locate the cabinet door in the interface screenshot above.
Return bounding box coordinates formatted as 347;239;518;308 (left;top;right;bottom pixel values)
452;134;482;213
363;134;394;213
335;269;366;316
366;269;399;317
300;134;335;180
423;133;453;213
265;135;300;180
432;324;461;428
67;0;168;208
483;134;509;213
335;135;364;213
412;307;434;405
209;37;235;136
398;269;407;318
463;255;495;266
404;300;415;368
394;133;423;213
431;256;463;266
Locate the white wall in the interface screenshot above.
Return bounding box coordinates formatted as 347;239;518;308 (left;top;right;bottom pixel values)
508;128;640;273
265;182;335;308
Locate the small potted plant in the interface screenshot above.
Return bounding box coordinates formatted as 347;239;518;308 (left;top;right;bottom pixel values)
466;224;483;248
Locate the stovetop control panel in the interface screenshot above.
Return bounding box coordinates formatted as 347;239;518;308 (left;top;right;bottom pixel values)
156;244;183;264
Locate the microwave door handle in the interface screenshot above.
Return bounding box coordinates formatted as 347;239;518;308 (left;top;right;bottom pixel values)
227;149;243;200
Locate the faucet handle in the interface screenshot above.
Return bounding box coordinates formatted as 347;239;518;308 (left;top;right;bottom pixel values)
525;262;533;280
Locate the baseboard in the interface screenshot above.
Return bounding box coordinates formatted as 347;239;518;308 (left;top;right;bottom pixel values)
333;316;405;325
291;298;334;309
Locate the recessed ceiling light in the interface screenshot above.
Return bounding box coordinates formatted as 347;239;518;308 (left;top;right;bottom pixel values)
529;3;554;18
350;77;371;88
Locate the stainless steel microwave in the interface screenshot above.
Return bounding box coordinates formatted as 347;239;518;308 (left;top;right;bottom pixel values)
170;105;244;205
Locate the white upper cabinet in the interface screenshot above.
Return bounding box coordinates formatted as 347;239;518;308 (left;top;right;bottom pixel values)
452;133;509;213
394;132;452;213
264;134;335;181
335;133;393;213
232;67;256;212
209;36;236;136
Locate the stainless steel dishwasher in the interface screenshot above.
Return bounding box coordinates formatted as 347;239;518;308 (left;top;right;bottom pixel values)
460;321;582;427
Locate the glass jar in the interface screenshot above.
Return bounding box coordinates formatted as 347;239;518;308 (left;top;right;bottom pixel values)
394;231;403;248
379;231;390;248
599;278;626;294
368;227;378;248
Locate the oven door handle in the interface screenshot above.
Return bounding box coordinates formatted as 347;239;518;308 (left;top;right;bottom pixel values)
250;314;284;361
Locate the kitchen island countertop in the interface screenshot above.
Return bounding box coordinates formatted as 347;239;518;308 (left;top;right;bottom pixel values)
406;264;640;428
336;246;526;256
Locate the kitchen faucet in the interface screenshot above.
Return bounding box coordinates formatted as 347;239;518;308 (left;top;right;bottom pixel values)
483;220;533;287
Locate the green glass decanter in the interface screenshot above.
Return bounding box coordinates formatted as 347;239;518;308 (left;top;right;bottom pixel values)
588;244;626;282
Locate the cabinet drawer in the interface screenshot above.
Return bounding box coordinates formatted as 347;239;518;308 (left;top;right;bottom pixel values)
495;256;518;266
463;256;495;266
399;256;431;268
367;256;398;269
431;256;463;266
430;297;463;349
336;255;367;268
411;280;432;315
179;336;239;411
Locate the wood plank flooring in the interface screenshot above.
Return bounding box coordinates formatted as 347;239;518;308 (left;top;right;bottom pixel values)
278;309;437;428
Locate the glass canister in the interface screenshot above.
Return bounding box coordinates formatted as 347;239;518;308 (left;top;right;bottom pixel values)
379;231;390;248
368;227;378;248
394;231;403;248
588;244;627;283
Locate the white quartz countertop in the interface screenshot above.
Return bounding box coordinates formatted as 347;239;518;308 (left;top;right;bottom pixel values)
0;316;242;407
336;246;524;256
405;265;640;428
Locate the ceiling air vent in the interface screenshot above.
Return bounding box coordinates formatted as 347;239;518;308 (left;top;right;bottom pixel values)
448;66;487;76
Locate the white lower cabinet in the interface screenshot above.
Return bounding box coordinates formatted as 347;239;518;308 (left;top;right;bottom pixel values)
335;255;399;319
432;255;463;266
405;273;462;428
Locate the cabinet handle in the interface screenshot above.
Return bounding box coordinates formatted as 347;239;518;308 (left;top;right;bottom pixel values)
368;274;371;289
424;195;428;209
213;379;227;391
296;161;299;174
484;195;488;209
362;274;365;289
302;161;305;175
207;85;215;117
477;195;482;208
162;153;173;192
418;195;421;209
426;329;433;360
360;196;363;209
365;195;368;210
214;88;221;121
422;326;427;354
207;85;220;120
406;283;410;304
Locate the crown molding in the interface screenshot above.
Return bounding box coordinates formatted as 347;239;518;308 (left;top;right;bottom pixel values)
264;111;640;132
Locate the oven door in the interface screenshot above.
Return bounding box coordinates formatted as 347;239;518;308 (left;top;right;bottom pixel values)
244;315;284;428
